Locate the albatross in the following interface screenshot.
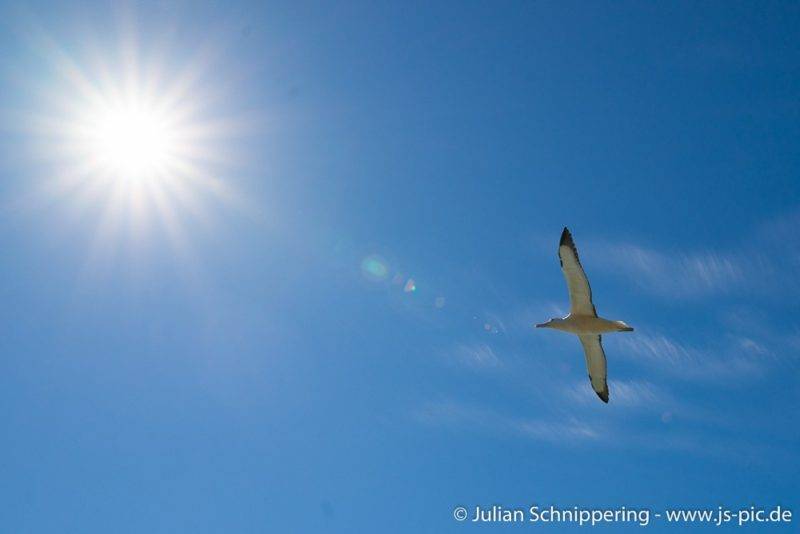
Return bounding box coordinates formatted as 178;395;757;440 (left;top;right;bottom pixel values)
536;227;633;403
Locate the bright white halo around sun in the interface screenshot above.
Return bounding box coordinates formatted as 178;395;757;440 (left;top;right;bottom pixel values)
27;34;251;266
86;101;175;180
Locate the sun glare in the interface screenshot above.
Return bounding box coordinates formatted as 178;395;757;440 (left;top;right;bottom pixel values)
88;103;175;179
24;30;251;263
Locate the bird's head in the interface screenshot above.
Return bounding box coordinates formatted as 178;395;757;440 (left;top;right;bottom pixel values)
614;321;634;332
535;318;563;329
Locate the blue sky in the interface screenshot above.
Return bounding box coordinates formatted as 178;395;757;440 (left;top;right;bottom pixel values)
0;1;798;532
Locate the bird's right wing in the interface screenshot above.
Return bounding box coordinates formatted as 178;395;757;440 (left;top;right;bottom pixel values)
558;227;597;317
578;334;609;403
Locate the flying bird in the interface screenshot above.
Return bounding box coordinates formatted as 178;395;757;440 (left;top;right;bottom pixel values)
536;228;634;403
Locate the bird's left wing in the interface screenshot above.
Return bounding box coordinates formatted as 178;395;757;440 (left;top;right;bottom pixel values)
558;228;597;317
578;334;609;403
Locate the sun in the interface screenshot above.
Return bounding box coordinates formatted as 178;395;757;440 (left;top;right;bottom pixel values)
87;101;175;180
21;29;253;264
64;85;194;188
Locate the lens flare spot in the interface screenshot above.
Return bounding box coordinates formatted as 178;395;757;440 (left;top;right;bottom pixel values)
361;255;388;281
434;296;446;308
403;278;417;293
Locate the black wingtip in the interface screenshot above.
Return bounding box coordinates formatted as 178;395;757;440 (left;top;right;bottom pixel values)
597;388;609;403
559;228;581;265
559;227;571;246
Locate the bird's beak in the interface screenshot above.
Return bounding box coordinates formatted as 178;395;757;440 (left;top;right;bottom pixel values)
535;322;548;328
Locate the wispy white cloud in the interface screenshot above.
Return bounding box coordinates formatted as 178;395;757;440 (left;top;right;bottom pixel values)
587;209;800;300
412;384;796;465
446;343;502;369
413;399;600;444
479;311;508;335
411;397;786;463
610;330;766;382
514;417;600;442
719;308;800;364
736;337;769;356
787;332;800;352
563;379;667;408
596;244;744;297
